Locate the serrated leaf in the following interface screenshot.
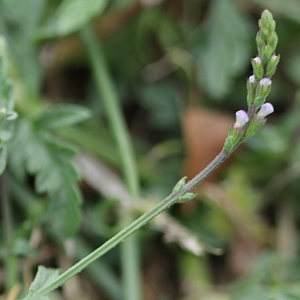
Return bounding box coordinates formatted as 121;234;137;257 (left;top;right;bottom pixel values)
195;0;252;99
8;119;82;237
36;0;108;39
34;104;90;130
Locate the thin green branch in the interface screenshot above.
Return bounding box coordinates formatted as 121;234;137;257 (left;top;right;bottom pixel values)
80;25;141;300
37;148;230;295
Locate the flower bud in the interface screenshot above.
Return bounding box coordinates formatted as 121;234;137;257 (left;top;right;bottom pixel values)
173;176;187;193
252;57;264;81
261;45;274;64
256;102;274;119
266;54;280;78
233;110;249;131
256;32;265;53
267;31;278;53
254;78;272;107
243;104;274;141
259;10;276;32
247;75;258;106
177;192;196;203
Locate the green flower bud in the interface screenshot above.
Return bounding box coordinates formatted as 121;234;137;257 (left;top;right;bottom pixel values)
243;117;266;140
266;54;280;78
173;176;187;193
254;78;272;107
256;32;265;53
243;103;274;140
177;192;196;203
252;57;264;81
267;31;278;53
260;10;275;32
247;75;258;106
261;45;274;64
224;110;249;152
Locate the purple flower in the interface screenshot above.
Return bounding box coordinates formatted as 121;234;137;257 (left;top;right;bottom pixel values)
257;103;274;119
260;78;272;87
253;57;262;64
234;110;249;131
249;75;256;83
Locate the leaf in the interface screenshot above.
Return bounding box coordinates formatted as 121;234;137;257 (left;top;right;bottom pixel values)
1;0;46;95
0;36;17;175
30;266;60;292
36;0;108;39
34;104;91;130
23;292;49;300
141;81;180;130
8;119;82;237
195;0;252;99
22;266;60;300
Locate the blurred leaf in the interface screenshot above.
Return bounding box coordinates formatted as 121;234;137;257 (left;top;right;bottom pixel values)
141;81;180;130
36;0;108;39
195;0;252;99
22;266;60;300
8;119;82;237
0;0;46;96
34;104;91;130
0;36;17;175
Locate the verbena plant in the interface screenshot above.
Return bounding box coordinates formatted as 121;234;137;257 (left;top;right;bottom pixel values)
0;9;277;300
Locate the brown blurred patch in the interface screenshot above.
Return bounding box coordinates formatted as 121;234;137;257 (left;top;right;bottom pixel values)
181;108;234;212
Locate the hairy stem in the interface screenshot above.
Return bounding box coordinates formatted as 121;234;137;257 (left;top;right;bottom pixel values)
38;148;230;295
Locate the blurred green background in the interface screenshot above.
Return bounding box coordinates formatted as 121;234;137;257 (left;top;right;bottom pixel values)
1;0;300;299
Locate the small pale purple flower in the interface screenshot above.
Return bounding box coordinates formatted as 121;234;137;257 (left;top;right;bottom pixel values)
257;103;274;119
253;57;262;64
234;110;249;131
249;75;256;83
260;78;272;87
271;54;279;61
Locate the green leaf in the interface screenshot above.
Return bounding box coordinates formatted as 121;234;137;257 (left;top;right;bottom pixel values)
0;36;17;175
195;0;252;99
22;266;60;300
0;0;46;96
34;104;91;130
36;0;108;39
30;266;60;292
8;119;82;237
23;292;49;300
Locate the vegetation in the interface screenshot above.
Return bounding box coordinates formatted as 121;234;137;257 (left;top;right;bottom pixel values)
0;1;300;299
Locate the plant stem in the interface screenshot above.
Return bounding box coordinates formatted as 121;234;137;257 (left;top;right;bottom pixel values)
80;25;141;300
38;148;230;295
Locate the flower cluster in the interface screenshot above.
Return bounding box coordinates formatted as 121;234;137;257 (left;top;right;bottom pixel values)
224;10;279;153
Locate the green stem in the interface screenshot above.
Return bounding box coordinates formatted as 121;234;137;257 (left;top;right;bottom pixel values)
80;25;141;299
37;149;230;295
